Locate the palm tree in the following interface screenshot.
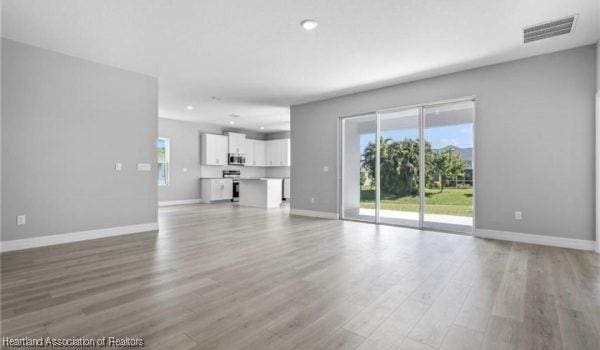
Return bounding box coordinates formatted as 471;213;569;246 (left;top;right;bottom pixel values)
362;137;429;198
432;148;465;192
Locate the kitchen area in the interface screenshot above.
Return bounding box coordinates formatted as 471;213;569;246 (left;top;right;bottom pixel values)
199;131;291;208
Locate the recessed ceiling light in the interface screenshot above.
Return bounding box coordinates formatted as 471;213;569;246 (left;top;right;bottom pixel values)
186;105;194;110
260;126;265;130
229;121;235;125
300;19;318;31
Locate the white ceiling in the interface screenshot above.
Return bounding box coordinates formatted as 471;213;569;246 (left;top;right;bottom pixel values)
2;0;599;132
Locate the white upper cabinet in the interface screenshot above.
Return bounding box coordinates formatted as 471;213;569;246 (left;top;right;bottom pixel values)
254;140;266;166
245;139;266;167
201;134;228;165
245;139;255;166
225;132;246;154
201;133;288;167
278;139;290;166
265;140;278;166
265;139;290;167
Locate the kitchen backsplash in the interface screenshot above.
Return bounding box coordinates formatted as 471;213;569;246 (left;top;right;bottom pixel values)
265;166;290;178
199;165;290;178
200;165;266;178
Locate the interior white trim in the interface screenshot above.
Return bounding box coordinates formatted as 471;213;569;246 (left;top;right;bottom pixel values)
290;209;339;219
158;199;202;207
474;228;595;251
0;222;159;253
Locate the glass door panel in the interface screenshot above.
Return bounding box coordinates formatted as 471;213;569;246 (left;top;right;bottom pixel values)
423;101;474;233
341;114;377;223
378;108;421;227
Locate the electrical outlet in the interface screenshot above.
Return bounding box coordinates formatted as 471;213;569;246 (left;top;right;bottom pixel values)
514;211;522;220
115;163;122;171
17;215;26;225
137;163;151;171
323;166;329;172
311;197;315;204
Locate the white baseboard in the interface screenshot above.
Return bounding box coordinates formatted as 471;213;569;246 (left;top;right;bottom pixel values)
290;209;339;219
158;199;202;207
0;222;159;253
474;228;596;251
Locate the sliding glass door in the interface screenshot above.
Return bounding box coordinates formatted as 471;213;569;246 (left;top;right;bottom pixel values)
340;99;474;233
378;108;420;228
423;101;474;232
341;114;377;223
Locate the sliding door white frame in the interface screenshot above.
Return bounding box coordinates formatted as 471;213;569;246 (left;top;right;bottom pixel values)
338;96;476;233
596;91;600;253
421;101;476;234
377;106;422;228
375;112;381;223
339;113;378;223
418;106;425;226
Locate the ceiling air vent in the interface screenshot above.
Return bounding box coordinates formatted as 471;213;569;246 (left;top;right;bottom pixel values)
523;15;576;43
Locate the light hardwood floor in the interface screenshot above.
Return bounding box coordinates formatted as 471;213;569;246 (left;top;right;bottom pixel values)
1;203;599;349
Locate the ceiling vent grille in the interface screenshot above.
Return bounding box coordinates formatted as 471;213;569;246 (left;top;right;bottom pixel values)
523;15;576;43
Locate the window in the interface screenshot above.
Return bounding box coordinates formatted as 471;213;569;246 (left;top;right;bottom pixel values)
157;137;170;186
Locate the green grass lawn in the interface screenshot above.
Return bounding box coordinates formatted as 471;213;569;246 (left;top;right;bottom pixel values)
360;188;473;216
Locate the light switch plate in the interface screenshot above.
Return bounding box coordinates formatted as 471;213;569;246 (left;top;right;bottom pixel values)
17;215;26;225
182;168;188;172
115;163;122;171
137;163;151;171
323;166;329;172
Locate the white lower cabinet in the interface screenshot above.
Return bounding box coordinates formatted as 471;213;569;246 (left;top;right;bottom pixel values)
200;178;233;202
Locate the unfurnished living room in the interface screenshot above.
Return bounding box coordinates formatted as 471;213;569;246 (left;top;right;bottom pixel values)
1;1;600;349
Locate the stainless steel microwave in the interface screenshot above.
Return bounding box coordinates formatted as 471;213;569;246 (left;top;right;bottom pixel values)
228;153;245;166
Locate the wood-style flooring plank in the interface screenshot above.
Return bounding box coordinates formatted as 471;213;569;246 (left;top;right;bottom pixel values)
1;202;599;349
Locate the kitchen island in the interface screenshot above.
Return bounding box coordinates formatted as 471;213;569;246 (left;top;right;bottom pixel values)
239;178;283;208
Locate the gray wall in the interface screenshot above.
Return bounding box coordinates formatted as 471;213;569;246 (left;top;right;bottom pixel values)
158;118;219;202
1;38;158;241
158;118;272;202
291;44;597;241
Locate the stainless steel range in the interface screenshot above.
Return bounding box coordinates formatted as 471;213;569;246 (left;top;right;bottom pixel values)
223;170;241;202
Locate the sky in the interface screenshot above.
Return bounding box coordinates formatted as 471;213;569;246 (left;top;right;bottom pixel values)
359;123;473;152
